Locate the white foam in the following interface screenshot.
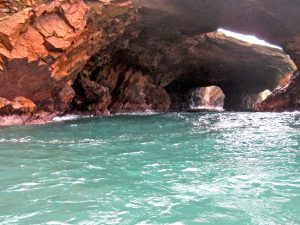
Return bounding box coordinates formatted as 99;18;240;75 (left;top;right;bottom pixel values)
0;137;32;143
118;151;145;156
115;110;160;116
182;168;199;172
52;115;82;122
21;182;39;186
86;164;104;170
145;163;160;167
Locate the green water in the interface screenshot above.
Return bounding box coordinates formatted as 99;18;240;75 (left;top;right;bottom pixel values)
0;112;299;225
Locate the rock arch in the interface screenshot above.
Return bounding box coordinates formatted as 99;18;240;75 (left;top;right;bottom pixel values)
73;30;295;113
129;0;300;111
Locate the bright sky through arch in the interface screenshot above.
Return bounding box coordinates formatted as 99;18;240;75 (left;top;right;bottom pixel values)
218;28;282;49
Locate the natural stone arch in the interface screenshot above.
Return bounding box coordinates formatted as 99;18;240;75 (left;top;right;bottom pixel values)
104;29;296;111
130;0;300;110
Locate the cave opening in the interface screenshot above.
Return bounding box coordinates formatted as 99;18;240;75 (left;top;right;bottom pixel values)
187;86;225;111
69;26;298;115
215;28;297;111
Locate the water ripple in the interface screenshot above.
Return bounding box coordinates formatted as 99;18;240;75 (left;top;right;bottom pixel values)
0;112;299;224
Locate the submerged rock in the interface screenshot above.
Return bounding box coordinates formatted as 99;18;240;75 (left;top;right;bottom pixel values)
0;111;56;126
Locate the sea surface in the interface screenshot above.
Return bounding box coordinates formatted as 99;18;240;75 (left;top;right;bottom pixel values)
0;112;299;225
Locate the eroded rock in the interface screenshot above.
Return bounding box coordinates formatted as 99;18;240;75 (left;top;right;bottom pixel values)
257;71;300;111
108;31;296;110
73;66;170;115
109;70;170;113
0;0;134;115
132;0;300;111
0;0;38;17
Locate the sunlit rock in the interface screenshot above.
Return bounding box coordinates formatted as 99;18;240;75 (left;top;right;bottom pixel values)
0;96;36;115
0;0;134;114
188;86;225;111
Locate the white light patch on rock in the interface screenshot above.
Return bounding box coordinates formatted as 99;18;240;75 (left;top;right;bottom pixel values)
218;28;282;49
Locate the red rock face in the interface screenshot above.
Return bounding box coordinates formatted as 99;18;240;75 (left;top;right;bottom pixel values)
0;0;89;111
0;0;134;115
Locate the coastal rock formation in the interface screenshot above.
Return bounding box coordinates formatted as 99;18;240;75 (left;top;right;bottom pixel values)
0;0;134;117
73;66;170;114
109;70;170;113
132;0;300;111
1;0;300;125
104;31;295;111
188;86;225;110
257;71;300;111
0;96;50;125
133;0;300;65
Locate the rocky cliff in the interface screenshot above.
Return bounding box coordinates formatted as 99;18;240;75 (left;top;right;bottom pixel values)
0;0;300;125
0;0;134;124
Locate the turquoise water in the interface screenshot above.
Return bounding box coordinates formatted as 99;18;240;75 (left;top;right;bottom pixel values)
0;112;299;225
